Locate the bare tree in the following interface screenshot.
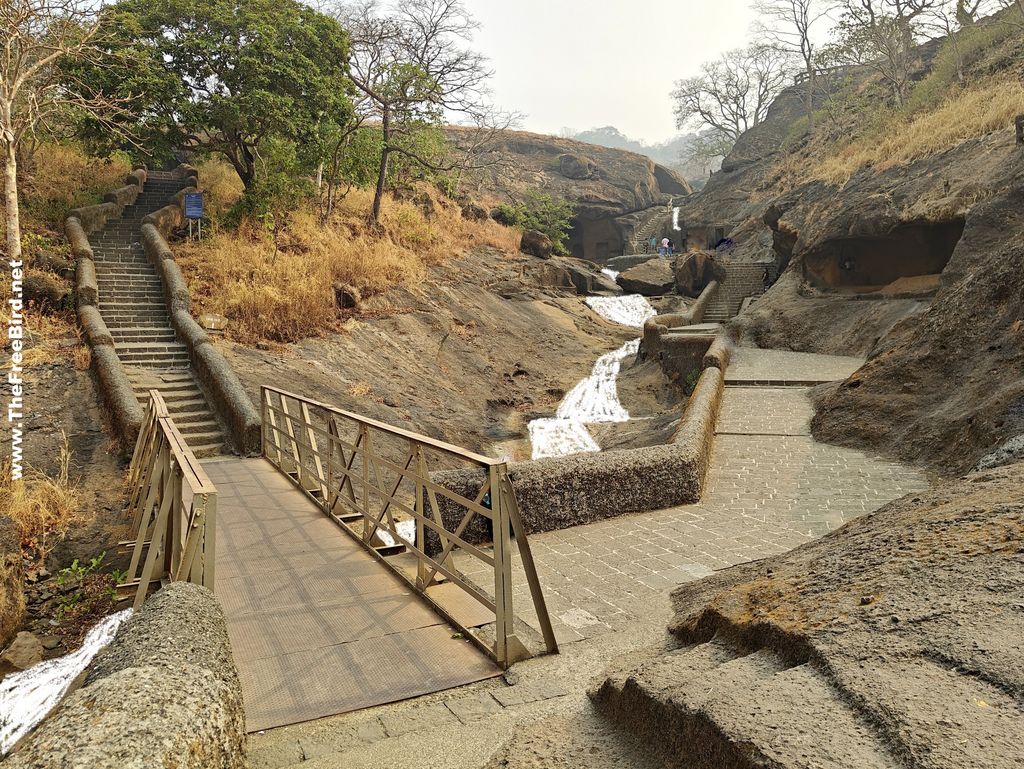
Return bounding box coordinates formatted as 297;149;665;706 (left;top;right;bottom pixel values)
332;0;509;222
755;0;832;128
827;0;942;105
0;0;120;265
671;45;795;156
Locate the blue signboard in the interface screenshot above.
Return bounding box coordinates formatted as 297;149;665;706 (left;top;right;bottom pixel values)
184;192;204;220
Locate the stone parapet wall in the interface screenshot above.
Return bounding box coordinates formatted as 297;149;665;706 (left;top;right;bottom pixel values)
5;583;246;769
640;280;718;359
432;341;727;542
140;165;261;456
64;165;149;447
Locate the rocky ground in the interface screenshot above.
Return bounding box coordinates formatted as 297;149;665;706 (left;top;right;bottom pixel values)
592;461;1024;769
222;246;686;462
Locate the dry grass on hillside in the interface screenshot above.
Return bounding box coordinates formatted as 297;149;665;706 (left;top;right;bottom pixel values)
0;434;89;563
177;185;521;343
780;79;1024;188
13;143;131;231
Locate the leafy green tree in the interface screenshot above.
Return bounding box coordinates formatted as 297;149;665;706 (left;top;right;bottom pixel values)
334;0;508;223
81;0;353;189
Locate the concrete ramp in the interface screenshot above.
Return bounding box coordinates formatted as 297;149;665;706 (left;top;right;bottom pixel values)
205;458;500;732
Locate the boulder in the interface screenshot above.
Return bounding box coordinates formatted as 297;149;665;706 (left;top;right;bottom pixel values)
606;254;658;272
521;229;553;259
23;273;67;312
618;258;675;296
0;517;24;646
548;256;621;295
333;282;361;310
673;252;726;298
558;153;598;180
461;202;488;221
0;631;43;677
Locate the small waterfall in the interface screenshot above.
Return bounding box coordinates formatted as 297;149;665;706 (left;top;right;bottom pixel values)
601;267;620;281
585;295;656;328
0;609;131;754
529;294;656;459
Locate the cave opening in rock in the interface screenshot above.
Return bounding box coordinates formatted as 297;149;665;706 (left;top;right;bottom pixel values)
569;216;624;262
803;219;965;292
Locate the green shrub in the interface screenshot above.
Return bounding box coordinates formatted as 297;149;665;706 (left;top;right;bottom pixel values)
495;192;574;255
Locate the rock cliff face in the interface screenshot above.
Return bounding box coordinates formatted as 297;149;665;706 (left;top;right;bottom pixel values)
672;25;1024;474
450;128;691;262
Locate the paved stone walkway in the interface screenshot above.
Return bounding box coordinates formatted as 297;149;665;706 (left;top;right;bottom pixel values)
248;348;929;768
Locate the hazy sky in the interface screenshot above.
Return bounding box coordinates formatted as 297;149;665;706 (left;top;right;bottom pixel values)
469;0;759;144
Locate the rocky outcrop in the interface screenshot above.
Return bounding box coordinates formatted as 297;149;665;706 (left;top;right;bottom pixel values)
7;583;246;768
558;153;598;180
671;23;1024;474
591;461;1024;769
448;128;691;261
617;258;675;296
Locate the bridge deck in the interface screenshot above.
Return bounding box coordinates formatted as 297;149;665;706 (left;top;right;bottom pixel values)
204;457;500;732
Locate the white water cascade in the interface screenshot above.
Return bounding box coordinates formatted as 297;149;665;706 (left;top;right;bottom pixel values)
528;294;655;459
0;609;131;754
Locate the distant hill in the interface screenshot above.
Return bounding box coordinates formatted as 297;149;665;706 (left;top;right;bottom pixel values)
569;126;719;183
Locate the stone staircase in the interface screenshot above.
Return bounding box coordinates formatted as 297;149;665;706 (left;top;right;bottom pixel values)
702;260;774;323
626;206;672;254
90;171;226;456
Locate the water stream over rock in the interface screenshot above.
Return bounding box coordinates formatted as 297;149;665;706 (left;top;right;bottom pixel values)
529;294;655;459
0;609;131;754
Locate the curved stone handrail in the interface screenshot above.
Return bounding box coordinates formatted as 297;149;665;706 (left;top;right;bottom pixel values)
5;583;247;768
65;165;149;445
639;279;719;359
140;165;261;456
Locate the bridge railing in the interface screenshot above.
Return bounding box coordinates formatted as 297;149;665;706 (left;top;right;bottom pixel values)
260;385;558;668
121;390;217;609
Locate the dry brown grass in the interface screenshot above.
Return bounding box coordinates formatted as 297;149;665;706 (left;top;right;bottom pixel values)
0;433;90;563
780;79;1024;188
10;143;131;230
177;185;521;343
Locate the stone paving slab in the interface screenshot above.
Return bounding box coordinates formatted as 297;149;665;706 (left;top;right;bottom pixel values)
716;386;814;436
725;347;864;384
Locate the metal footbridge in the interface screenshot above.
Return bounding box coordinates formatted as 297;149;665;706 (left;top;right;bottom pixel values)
121;387;557;732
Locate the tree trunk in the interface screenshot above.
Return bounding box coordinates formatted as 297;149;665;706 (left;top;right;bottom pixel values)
806;65;815;131
3;137;21;267
371;113;392;224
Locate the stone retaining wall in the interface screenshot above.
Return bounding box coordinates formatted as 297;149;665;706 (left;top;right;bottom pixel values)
139;165;261;456
432;343;727;542
5;583;246;769
65;165;149;446
639;279;718;359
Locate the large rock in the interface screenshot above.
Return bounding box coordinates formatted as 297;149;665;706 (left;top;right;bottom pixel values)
617;258;675;296
9;583;246;768
461;202;488;221
673;252;726;297
521;229;553;259
548;256;621;295
0;517;23;647
0;632;42;677
558;153;598;180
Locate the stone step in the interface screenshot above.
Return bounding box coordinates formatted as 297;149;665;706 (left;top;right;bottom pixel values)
114;342;189;353
110;332;179;344
162;397;212;412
